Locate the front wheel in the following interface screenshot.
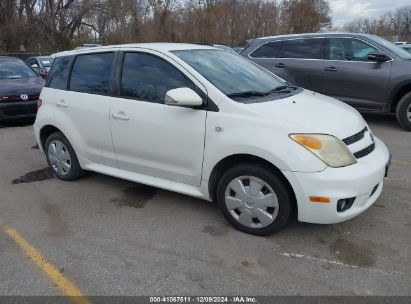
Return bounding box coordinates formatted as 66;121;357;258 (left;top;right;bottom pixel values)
396;92;411;131
216;163;293;236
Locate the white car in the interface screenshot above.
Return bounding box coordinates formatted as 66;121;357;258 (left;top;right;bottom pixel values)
34;43;391;235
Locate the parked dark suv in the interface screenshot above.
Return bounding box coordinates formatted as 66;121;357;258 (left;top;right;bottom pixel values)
0;56;44;122
241;33;411;131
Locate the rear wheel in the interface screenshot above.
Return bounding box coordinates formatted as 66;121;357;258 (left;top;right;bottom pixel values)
45;132;83;180
216;163;292;236
396;92;411;131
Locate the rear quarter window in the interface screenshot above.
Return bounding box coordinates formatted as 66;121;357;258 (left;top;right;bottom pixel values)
250;41;283;58
46;56;72;89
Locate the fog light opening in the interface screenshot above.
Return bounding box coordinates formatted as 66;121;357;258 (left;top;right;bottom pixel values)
337;198;355;213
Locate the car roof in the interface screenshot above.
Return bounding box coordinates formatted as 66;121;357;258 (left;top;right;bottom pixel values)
0;56;21;61
53;43;216;57
254;32;376;41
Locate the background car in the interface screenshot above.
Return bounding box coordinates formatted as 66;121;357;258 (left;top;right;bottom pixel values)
0;56;45;122
400;44;411;54
241;33;411;131
233;47;244;54
26;56;54;78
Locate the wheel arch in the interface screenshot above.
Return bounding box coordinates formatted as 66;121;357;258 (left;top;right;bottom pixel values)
39;124;63;150
389;81;411;113
207;153;297;211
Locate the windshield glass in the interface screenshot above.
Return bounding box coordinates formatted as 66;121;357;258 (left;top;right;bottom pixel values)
0;60;37;79
39;57;54;67
370;35;411;60
172;49;285;96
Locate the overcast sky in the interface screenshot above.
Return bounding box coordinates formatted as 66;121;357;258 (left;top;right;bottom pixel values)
329;0;407;26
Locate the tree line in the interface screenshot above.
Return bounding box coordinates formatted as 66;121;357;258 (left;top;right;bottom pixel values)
341;5;411;41
0;0;331;52
2;0;409;54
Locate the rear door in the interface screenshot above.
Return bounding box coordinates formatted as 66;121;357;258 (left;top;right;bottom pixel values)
248;40;284;71
248;38;326;93
109;50;207;186
322;37;392;110
52;51;117;167
273;38;326;93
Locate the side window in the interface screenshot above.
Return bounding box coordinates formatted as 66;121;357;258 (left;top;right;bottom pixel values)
250;41;283;58
69;52;113;94
47;56;72;89
329;38;378;61
283;38;324;59
120;52;196;103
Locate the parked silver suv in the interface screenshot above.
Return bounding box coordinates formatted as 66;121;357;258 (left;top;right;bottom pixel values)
242;33;411;131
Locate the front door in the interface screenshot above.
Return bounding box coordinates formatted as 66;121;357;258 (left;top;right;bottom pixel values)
323;37;392;110
110;51;207;186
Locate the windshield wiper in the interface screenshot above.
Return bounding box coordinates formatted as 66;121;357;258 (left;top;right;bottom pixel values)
228;86;298;98
264;85;298;94
227;91;268;98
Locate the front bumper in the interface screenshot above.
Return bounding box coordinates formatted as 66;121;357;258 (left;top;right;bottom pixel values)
283;137;390;224
0;101;37;121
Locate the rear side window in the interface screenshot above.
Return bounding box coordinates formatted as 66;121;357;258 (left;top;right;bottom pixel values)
283;38;324;59
120;52;195;103
47;56;71;89
250;41;283;58
69;52;113;94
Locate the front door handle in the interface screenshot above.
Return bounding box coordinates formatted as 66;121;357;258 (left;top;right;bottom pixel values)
275;63;286;68
325;66;339;72
56;100;68;107
112;112;130;121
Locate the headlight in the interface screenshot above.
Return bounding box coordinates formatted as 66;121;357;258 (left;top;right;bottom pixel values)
290;134;357;168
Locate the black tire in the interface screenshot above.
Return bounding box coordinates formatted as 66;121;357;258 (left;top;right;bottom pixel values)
396;92;411;131
44;131;83;181
216;163;293;236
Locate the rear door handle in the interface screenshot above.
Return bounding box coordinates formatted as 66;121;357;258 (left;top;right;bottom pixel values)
56;100;68;107
325;67;339;72
112;112;130;121
275;63;286;68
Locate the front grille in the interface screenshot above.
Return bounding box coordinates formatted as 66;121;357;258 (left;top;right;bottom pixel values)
343;126;376;159
3;106;36;116
353;143;375;159
342;127;367;145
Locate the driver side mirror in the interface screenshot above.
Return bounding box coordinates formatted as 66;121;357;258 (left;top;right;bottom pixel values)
165;88;203;107
31;63;39;68
368;51;390;62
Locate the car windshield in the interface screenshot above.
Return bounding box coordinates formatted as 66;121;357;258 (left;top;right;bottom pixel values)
39;57;54;67
0;60;37;79
369;35;411;60
172;49;285;98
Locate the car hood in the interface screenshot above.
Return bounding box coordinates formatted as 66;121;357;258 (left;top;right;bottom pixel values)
247;89;366;139
0;77;45;96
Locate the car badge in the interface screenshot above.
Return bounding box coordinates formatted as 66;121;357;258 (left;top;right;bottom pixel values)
20;94;29;101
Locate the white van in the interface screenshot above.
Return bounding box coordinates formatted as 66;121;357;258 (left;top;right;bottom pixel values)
34;43;391;235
